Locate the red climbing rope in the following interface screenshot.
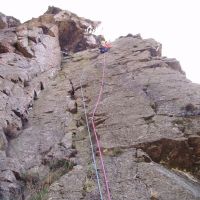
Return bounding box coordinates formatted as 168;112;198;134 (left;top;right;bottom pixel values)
90;54;112;200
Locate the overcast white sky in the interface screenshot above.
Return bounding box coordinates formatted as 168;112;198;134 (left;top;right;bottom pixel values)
1;0;200;84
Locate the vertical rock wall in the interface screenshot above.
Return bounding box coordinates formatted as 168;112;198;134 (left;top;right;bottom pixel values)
1;6;200;200
0;7;101;199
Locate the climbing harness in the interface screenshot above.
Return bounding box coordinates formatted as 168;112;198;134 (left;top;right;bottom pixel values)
80;72;104;200
80;53;112;200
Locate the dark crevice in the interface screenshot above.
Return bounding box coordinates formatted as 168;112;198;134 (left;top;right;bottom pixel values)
12;109;21;118
11;78;18;84
143;115;155;124
180;103;200;117
69;79;75;99
12;109;28;129
184;103;196;112
142;85;148;95
1;89;10;96
148;47;158;57
132;49;146;54
93;117;108;127
23;80;30;87
40;81;44;90
146;63;161;69
28;36;37;43
12;171;21;181
74;83;88;91
18;77;23;82
14;42;34;58
39;25;55;37
88;112;106;118
136;137;200;179
150;102;158;114
0;74;4;79
33;90;38;100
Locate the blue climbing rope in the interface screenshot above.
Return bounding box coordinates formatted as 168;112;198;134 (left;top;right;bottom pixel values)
80;72;104;200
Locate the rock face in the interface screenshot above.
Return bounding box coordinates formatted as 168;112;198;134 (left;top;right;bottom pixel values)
1;7;200;200
45;6;101;52
0;12;21;29
0;7;101;200
48;36;200;200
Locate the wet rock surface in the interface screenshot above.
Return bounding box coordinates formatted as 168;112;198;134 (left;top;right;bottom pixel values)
1;7;200;200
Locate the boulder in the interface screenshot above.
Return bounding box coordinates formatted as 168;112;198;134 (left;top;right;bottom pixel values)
42;6;101;52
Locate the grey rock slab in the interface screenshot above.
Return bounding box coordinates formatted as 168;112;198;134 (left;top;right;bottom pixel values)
92;150;200;200
47;166;86;200
1;21;200;199
7;72;73;169
58;36;200;199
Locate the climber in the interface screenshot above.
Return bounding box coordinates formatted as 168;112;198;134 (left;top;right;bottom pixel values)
99;40;111;53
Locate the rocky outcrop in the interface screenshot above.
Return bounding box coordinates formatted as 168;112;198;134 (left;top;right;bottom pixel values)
0;6;100;141
0;18;61;200
1;7;200;200
0;7;101;199
0;21;61;138
28;6;101;52
0;12;21;29
49;36;200;200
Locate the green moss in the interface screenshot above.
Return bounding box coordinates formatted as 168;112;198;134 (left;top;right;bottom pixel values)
86;164;95;178
49;159;74;171
23;160;75;199
103;147;123;157
83;177;95;193
30;187;48;200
